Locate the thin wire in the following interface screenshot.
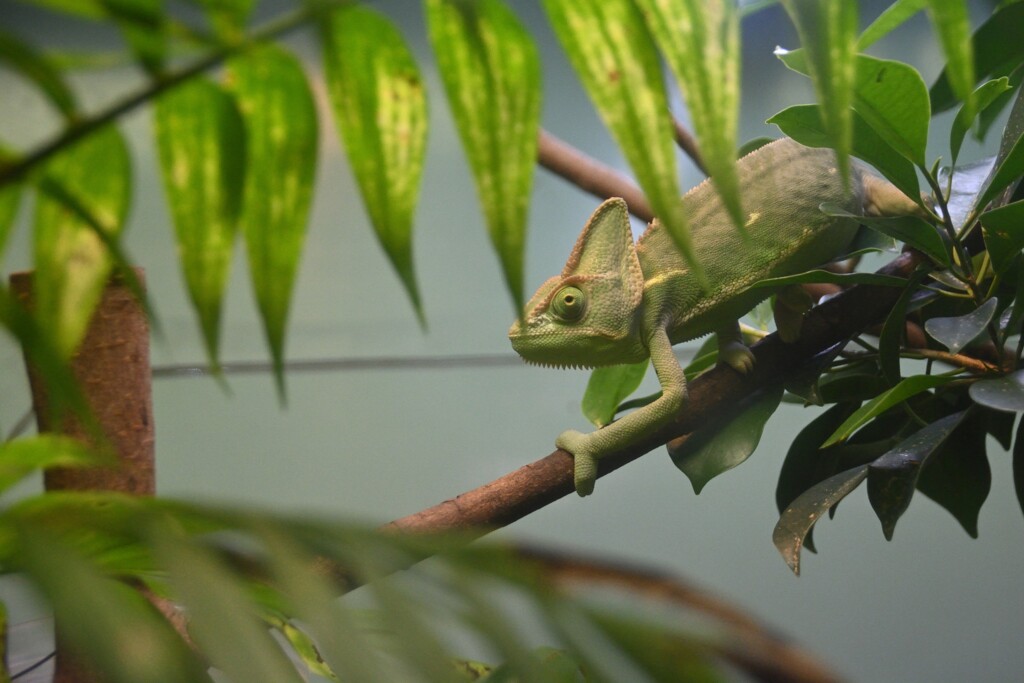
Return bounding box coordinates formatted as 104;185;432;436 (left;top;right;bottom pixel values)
11;650;55;680
151;353;527;378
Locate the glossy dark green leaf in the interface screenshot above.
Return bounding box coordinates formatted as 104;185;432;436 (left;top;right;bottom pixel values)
981;200;1024;275
822;373;958;447
0;29;78;119
151;528;305;683
924;297;998;354
970;369;1024;412
670;386;783;493
326;5;428;323
778;0;857;183
33;124;130;358
852;55;931;167
924;0;975;121
581;360;648;428
867;410;967;540
0;436;106;495
984;407;1015;450
821;203;948;266
951;78;1011;165
543;0;701;285
917;410;990;538
635;0;743;230
930;2;1024;113
155;78;245;367
751;269;907;289
878;270;931;385
228;45;317;394
18;530;210;683
774;464;868;575
427;0;540;311
857;0;927;50
976;124;1024;212
1013;416;1024;520
776;402;859;515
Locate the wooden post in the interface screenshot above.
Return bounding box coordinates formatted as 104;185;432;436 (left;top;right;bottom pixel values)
9;270;154;682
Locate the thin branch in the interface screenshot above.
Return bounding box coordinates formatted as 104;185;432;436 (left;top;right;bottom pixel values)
903;348;1002;373
537;130;654;222
0;1;339;186
670;116;707;175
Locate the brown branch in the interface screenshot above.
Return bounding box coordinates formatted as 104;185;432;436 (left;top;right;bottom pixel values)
384;250;925;538
537;130;655;222
671;116;707;175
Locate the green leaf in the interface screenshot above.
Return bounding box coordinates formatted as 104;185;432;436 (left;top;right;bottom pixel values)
767;104;921;200
325;5;429;324
951;78;1011;165
773;464;868;575
33;124;130;358
930;2;1024;113
822;373;958;447
669;386;783;493
542;0;702;285
778;0;858;184
852;55;931;167
982;200;1024;275
151;527;306;683
821;203;948;267
878;269;931;385
18;530;209;683
857;0;927;50
924;0;975;121
275;621;338;681
0;180;21;259
100;0;166;75
866;410;968;540
228;45;317;396
924;297;998;354
750;269;908;289
976;122;1024;212
0;436;106;495
0;29;78;119
970;369;1024;412
635;0;743;230
581;360;648;428
1014;416;1024;520
917;410;990;538
155;78;245;367
195;0;254;40
776;401;860;515
17;0;106;18
427;0;540;311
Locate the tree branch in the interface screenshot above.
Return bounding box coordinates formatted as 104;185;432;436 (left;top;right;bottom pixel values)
384;250;924;537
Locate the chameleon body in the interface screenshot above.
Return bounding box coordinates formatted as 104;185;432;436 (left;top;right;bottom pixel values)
508;138;921;496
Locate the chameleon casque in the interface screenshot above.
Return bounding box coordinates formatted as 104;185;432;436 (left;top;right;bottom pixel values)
509;138;922;496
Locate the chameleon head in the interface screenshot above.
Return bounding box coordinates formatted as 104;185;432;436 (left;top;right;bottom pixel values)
509;198;648;369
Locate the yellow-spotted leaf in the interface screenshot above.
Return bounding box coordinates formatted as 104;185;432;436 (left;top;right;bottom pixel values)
634;0;743;231
33;124;130;358
780;0;858;185
196;0;254;41
155;78;245;367
228;45;317;394
426;0;540;311
324;5;428;323
543;0;701;284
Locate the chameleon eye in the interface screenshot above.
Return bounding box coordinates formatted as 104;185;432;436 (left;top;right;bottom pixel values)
551;286;586;321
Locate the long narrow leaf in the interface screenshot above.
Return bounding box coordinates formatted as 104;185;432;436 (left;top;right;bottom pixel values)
0;29;78;119
228;45;317;395
780;0;858;184
33;124;130;358
857;0;927;50
542;0;702;285
325;6;429;322
155;78;245;367
0;181;21;258
635;0;743;230
924;0;975;120
427;0;540;311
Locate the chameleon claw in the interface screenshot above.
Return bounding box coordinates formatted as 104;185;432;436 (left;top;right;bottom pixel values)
718;340;755;374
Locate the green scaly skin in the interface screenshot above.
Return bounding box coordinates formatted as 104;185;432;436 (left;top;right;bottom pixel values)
509;138;922;496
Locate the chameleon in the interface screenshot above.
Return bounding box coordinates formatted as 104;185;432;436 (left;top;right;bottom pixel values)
508;137;923;496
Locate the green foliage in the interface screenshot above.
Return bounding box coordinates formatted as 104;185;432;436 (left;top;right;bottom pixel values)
2;0;1024;677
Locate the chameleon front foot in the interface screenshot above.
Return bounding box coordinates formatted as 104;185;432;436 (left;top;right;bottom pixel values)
718;340;755;374
556;429;598;496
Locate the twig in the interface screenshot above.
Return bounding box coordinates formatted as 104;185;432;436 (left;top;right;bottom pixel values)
671;116;707;175
537;130;654;222
903;348;1001;373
